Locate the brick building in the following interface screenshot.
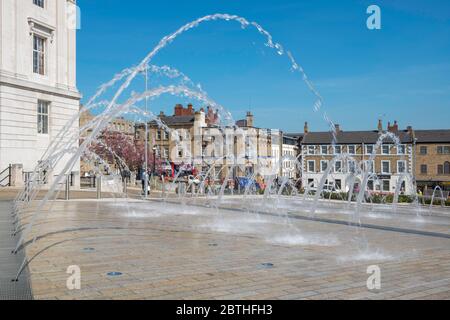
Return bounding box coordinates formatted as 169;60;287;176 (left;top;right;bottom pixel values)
136;104;277;180
300;121;415;195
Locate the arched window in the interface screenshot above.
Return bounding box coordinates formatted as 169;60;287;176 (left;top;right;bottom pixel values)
444;161;450;175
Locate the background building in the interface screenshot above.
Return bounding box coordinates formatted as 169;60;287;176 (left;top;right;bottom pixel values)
0;0;80;186
414;130;450;192
301;121;415;195
140;104;276;181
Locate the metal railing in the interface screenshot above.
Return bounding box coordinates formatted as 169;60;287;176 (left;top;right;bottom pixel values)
0;165;11;187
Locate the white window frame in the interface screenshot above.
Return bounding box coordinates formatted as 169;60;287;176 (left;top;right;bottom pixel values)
320;145;328;155
348;160;357;174
364;160;375;173
307;160;315;173
397;144;406;155
307;146;316;155
334;160;343;173
382;144;391;155
365;144;374;155
397;160;407;174
381;160;391;174
382;180;391;192
347;145;356;155
333;145;342;155
33;34;46;75
37;100;49;135
33;0;45;9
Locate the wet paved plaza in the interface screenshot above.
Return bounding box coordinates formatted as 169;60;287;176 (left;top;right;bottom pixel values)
9;197;450;300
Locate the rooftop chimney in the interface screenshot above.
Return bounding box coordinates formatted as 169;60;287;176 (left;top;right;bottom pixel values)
377;119;383;132
388;120;399;133
174;104;195;116
206;106;219;125
335;124;341;134
159;111;165;117
304;122;309;134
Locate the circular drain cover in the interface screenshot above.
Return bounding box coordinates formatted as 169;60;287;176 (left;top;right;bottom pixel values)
208;243;218;247
107;272;123;277
261;263;274;269
83;248;95;252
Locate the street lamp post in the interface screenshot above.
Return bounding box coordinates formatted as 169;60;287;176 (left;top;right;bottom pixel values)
141;66;150;198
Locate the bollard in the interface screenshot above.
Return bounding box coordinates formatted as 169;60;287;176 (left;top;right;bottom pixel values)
123;178;128;196
96;175;102;199
65;175;70;200
26;179;31;202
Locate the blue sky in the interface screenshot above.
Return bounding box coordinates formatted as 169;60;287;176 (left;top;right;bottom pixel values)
77;0;450;132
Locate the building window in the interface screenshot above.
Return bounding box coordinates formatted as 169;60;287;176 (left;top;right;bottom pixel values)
365;145;374;155
33;0;45;8
397;160;406;174
381;160;390;174
37;100;49;134
420;146;427;155
307;179;314;187
445;162;450;175
320;160;328;172
382;145;390;155
367;180;374;191
307;146;315;155
214;166;222;178
420;164;427;174
382;180;390;192
437;146;450;154
397;145;406;155
348;160;357;174
33;35;46;75
162;147;169;159
438;165;444;175
321;145;328;155
364;160;375;173
178;148;183;158
334;160;342;173
307;160;315;173
163;131;169;140
334;145;342;154
335;179;342;190
347;145;355;155
157;130;162;140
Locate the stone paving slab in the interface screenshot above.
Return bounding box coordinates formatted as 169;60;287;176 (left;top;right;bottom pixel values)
0;201;32;300
10;198;450;300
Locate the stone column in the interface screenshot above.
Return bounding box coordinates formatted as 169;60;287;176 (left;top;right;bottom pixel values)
71;171;81;189
10;164;24;187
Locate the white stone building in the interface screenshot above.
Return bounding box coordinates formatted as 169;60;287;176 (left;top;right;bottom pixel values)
281;135;299;180
0;0;80;186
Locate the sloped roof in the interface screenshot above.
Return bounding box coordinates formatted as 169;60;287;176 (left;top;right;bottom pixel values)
414;130;450;143
149;115;195;126
302;130;413;145
285;133;304;139
236;119;248;127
